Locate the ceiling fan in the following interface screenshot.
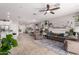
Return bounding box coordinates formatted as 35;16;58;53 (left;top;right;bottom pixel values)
39;4;60;15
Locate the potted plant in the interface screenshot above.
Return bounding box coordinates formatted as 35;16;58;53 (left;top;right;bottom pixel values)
0;34;18;55
65;28;76;37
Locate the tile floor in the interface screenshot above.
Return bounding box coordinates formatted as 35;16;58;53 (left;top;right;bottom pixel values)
10;33;72;55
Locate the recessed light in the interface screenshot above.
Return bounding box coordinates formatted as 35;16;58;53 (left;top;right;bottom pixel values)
33;13;36;15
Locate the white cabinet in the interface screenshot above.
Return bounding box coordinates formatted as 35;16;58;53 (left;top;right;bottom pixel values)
0;21;11;25
0;20;18;39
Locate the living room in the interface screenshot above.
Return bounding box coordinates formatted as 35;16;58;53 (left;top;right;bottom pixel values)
0;3;79;55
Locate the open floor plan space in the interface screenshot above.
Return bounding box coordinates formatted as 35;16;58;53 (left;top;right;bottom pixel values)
0;3;79;55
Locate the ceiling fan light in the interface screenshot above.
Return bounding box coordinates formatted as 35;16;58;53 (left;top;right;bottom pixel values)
47;11;50;13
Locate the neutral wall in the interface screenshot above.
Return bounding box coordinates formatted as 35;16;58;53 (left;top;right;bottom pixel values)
51;14;75;28
49;14;75;33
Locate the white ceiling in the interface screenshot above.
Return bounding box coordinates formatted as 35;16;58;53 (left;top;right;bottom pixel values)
0;3;79;24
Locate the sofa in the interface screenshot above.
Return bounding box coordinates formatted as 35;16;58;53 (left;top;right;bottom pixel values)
46;31;65;42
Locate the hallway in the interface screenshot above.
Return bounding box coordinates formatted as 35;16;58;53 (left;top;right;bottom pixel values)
11;33;58;55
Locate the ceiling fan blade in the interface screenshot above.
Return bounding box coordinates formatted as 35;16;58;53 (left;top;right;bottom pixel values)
50;12;55;14
47;4;50;10
44;12;47;15
39;10;46;12
50;7;60;10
